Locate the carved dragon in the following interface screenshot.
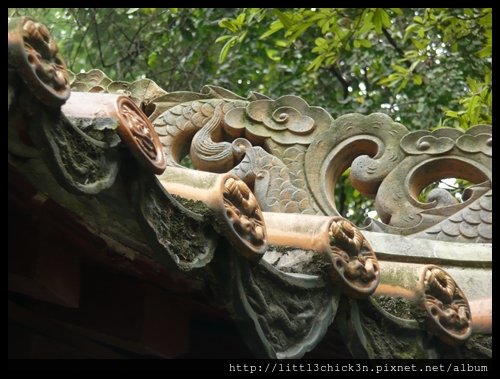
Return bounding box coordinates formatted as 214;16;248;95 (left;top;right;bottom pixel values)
57;55;492;358
66;69;492;247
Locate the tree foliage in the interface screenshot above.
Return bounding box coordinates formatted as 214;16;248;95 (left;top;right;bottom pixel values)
217;8;491;131
8;8;491;225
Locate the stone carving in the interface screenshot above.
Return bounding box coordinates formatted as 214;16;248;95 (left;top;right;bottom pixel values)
150;89;333;215
135;172;217;271
8;16;491;360
262;212;379;298
400;128;460;155
158;167;268;260
224;95;332;145
61;92;165;176
26;103;121;195
374;125;491;233
415;189;491;243
222;177;267;255
144;85;489;355
8;17;70;106
67;76;492;245
115;96;166;175
231;146;320;214
305;113;409;213
146;87;491;244
228;256;338;359
69;68;169;118
420;265;472;345
152;90;247;171
456;131;492;156
335;297;440;358
401;127;492;157
327;217;379;298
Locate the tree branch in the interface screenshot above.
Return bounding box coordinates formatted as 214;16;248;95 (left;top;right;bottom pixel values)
382;27;405;57
328;66;350;99
91;9;112;68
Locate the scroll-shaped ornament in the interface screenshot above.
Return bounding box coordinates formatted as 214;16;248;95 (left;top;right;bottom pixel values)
400;128;460;155
224;95;332;145
374;125;491;232
8;17;70;107
151;86;251;169
305;113;408;215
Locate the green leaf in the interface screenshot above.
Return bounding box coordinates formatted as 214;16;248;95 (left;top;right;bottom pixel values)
377;73;401;86
307;55;325;71
147;52;158;68
484;70;492;85
273;9;293;28
371;9;382;34
127;8;139;14
380;9;391;28
409;60;420;73
358;11;373;34
359;39;372;48
308;12;328;23
321;19;331;34
372;9;390;33
219;19;239;33
336;27;349;39
235;12;246;26
396;77;408;93
467;95;480;124
353;39;372;48
404;23;420;41
215;35;233;43
324;53;337;66
466;77;480;93
413;38;429;50
237;31;248;43
218;36;237;63
315;37;328;48
285;22;313;42
413;15;424;24
141;8;157;15
265;48;281;62
391;64;408;74
260;20;284;39
412;74;423;85
477;46;491;59
479;9;492;26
